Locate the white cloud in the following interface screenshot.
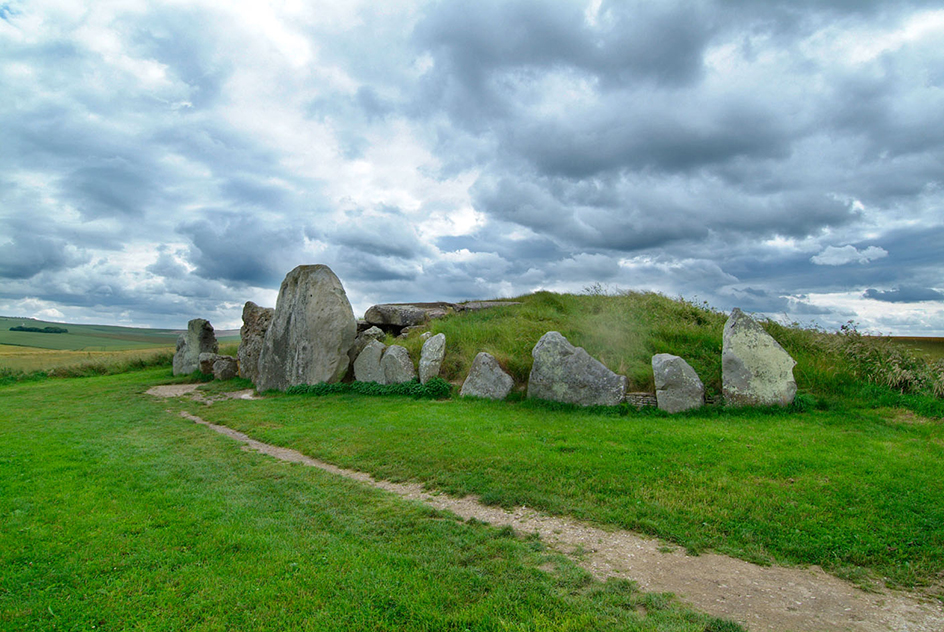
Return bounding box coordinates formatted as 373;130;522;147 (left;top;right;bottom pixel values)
810;245;889;266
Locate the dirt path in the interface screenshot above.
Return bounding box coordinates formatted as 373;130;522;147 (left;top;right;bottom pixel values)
147;386;944;631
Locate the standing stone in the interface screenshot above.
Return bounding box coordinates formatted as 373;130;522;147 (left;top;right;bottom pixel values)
382;345;416;384
353;339;386;384
527;331;626;406
722;308;797;406
212;356;239;381
460;352;513;400
255;265;356;391
652;354;705;413
418;333;446;384
238;301;274;382
172;318;218;375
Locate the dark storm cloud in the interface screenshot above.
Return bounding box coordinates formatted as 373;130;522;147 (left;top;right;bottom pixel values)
864;287;944;303
178;214;307;287
0;232;90;279
331;210;430;259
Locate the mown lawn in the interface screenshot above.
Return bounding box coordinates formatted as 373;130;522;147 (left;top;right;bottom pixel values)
0;369;739;631
190;388;944;593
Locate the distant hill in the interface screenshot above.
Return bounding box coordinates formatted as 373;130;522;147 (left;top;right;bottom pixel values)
0;316;238;352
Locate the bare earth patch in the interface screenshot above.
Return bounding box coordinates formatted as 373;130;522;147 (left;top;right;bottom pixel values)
147;387;944;631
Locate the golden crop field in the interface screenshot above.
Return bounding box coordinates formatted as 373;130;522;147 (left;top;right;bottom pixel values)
0;344;174;373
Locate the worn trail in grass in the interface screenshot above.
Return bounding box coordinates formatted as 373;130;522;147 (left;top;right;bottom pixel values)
1;369;740;632
157;384;944;632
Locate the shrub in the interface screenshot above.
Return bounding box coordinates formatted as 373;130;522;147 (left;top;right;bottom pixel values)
285;377;453;400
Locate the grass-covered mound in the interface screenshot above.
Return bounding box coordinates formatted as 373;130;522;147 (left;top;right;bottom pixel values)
397;290;944;403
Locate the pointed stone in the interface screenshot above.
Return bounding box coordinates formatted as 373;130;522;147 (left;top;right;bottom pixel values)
722;308;797;406
419;333;446;384
460;352;513;400
527;331;626;406
382;345;416;384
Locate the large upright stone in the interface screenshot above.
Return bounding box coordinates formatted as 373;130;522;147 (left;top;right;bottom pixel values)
722;308;797;406
353;339;386;384
172;318;218;375
238;301;274;382
255;265;356;391
382;345;416;384
460;352;513;400
527;332;627;406
418;333;446;384
652;354;705;413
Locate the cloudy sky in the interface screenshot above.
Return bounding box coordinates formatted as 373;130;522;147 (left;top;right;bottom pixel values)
2;0;943;334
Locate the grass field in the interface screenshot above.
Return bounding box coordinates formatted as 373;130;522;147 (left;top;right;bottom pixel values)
0;369;740;631
890;337;944;361
191;389;944;594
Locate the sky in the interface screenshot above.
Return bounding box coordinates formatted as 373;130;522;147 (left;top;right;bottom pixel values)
1;0;943;334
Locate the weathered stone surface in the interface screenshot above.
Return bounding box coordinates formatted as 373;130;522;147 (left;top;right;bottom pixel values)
418;333;446;384
652;354;705;413
348;326;386;368
722;308;797;406
382;345;415;384
460;352;513;400
353;339;386;384
365;304;431;328
255;265;357;391
527;331;627;406
173;318;218;375
212;356;239;381
198;352;223;375
238;301;274;382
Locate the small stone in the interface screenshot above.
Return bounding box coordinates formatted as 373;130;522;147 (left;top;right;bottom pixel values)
382;345;416;384
418;333;446;384
652;354;705;413
353;339;386;384
460;352;513;400
212;356;239;381
198;352;223;375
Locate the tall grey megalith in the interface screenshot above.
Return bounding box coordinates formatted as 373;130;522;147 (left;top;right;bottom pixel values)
255;265;356;391
418;333;446;384
722;308;797;406
238;301;274;382
173;318;218;375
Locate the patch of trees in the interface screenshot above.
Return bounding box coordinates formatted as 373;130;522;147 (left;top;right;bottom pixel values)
9;325;69;334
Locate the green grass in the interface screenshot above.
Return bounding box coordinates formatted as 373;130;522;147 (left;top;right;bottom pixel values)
890;337;944;362
190;390;944;594
0;369;741;631
395;291;944;401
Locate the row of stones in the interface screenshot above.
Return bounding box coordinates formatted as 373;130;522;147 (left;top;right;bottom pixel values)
174;264;797;411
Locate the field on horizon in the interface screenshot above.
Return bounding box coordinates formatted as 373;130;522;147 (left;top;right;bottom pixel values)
0;316;239;373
